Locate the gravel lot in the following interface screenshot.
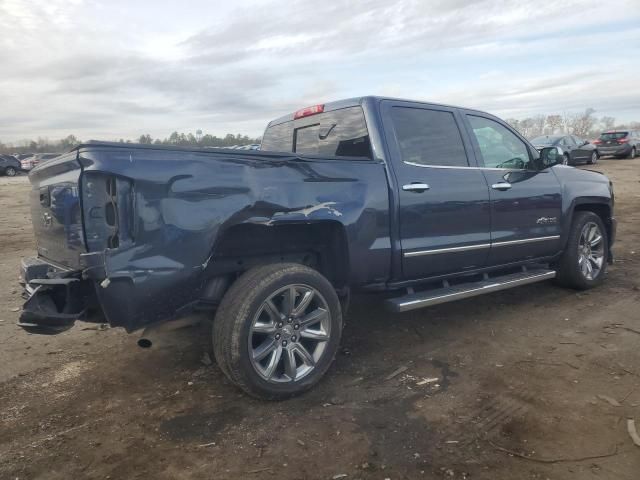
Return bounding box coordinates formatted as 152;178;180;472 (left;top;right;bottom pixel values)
1;158;639;479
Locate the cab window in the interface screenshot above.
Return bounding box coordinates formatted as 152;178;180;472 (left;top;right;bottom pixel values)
390;107;469;167
467;115;531;169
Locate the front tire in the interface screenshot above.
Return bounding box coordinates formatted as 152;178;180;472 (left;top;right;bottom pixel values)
5;166;17;177
555;211;608;290
213;263;342;400
587;151;598;165
562;153;570;166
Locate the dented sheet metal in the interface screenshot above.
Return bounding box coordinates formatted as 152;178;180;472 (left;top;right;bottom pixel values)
74;144;391;331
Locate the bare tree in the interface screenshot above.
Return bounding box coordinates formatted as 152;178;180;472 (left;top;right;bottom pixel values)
506;118;521;132
570;108;596;137
600;116;615;131
562;111;573;134
546;115;563;134
531;115;546;137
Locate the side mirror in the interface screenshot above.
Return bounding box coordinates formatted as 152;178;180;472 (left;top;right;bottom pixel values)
540;146;562;168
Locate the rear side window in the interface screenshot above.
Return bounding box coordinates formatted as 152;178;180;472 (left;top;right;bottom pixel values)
261;106;372;159
600;132;628;140
390;107;469;167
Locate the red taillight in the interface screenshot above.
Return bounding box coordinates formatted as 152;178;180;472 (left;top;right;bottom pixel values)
593;139;602;145
293;104;324;119
618;137;629;143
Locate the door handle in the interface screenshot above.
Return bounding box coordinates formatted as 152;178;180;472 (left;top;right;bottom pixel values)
402;183;430;192
491;182;512;191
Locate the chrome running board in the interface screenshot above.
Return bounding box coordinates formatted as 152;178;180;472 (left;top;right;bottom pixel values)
385;269;556;313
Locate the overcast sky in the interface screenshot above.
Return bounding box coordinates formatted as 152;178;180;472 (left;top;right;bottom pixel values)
1;0;639;143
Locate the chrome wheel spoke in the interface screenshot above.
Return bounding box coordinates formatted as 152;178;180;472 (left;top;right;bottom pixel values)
580;256;589;276
298;308;328;328
292;289;314;317
252;322;276;334
262;345;283;380
253;338;277;362
590;235;602;248
264;299;282;323
284;348;297;380
282;287;297;316
294;344;315;367
299;328;329;342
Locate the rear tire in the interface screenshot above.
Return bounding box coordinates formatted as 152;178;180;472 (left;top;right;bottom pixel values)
555;211;608;290
213;263;342;400
562;153;570;166
629;147;636;159
5;166;17;177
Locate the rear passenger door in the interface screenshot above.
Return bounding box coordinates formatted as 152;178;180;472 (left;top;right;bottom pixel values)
381;101;492;280
462;112;563;266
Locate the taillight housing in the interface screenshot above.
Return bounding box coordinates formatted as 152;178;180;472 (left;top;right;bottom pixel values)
294;104;325;119
618;137;629;143
81;173;134;252
592;139;602;145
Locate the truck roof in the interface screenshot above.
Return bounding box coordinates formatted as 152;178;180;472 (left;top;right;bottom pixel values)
266;95;475;127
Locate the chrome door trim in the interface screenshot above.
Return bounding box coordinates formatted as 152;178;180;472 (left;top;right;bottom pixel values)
491;235;560;247
403;235;560;258
403;161;529;172
404;243;491;257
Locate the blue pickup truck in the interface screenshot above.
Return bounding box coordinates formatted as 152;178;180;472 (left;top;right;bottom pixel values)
20;96;616;399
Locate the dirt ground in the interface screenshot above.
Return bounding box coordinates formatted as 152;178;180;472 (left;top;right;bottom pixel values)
1;158;639;480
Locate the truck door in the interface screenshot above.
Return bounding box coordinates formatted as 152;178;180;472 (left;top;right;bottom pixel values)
381;101;492;280
461;112;563;265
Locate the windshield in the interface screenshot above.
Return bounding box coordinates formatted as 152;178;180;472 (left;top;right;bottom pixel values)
600;132;628;140
531;136;561;144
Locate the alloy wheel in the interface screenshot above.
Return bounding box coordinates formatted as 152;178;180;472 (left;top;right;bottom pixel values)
249;284;331;383
591;152;597;164
578;222;604;281
6;167;16;177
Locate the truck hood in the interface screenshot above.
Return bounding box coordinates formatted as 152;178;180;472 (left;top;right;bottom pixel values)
552;164;609;186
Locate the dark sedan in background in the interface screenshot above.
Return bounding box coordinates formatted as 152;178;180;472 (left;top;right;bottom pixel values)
593;131;639;159
530;135;599;166
0;155;22;176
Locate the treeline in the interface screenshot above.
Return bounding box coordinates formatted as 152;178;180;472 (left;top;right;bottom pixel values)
506;109;640;139
0;132;261;155
2;110;639;154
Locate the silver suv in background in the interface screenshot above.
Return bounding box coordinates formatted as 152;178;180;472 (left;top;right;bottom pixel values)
20;153;61;171
593;131;639;159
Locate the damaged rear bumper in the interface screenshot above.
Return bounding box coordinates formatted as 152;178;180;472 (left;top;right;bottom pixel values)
18;257;97;334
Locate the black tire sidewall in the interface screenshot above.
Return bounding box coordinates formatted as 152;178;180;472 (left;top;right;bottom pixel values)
556;211;608;289
215;264;342;399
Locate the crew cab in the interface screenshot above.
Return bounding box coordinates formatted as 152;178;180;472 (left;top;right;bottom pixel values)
19;96;616;399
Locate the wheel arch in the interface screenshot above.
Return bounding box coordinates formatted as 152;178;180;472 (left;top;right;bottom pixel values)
564;200;613;252
207;220;351;293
